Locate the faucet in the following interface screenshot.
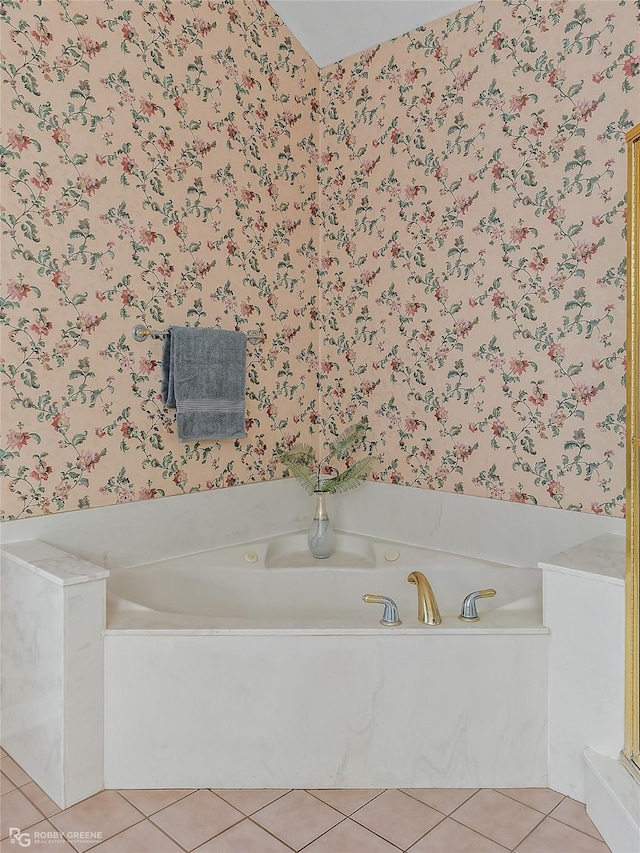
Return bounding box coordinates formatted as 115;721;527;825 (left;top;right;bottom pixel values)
407;571;442;625
362;594;402;627
459;588;496;621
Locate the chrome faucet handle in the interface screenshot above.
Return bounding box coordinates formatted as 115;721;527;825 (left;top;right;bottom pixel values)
362;594;402;627
459;588;496;621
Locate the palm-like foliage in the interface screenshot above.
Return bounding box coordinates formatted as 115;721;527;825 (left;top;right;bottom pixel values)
278;418;371;494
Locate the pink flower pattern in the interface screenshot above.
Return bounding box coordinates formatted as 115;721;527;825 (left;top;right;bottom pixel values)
1;0;636;519
318;0;635;516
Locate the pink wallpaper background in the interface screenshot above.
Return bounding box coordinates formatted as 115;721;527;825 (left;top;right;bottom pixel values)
1;0;319;518
1;0;637;519
319;0;637;515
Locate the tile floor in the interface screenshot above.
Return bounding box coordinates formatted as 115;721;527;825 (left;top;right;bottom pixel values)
1;751;611;853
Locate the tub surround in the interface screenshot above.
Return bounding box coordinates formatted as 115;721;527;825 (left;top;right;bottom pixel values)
1;480;623;571
104;631;548;791
331;483;625;568
0;480;310;572
0;542;106;809
540;535;625;805
585;749;640;853
1;540;109;586
0;480;626;809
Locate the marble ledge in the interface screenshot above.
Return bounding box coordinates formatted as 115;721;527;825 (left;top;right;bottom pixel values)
1;540;109;586
538;533;625;586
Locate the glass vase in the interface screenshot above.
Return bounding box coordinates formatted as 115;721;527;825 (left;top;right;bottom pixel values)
308;491;336;559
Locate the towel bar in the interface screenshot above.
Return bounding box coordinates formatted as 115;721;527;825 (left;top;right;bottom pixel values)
132;324;263;344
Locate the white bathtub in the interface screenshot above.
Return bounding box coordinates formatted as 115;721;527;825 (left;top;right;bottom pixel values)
1;483;625;801
12;480;624;799
99;528;550;790
107;531;543;632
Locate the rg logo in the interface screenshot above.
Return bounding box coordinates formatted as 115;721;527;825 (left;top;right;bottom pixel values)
8;828;31;847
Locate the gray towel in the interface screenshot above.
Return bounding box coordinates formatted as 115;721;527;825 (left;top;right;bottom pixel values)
161;327;247;442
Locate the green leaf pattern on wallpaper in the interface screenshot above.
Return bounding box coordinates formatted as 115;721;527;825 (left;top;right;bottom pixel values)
1;0;320;518
319;0;638;516
1;0;638;519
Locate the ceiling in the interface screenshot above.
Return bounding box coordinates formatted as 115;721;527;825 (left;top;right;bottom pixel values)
268;0;474;67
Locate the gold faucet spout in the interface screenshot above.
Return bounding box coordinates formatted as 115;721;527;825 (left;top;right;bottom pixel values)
407;571;442;625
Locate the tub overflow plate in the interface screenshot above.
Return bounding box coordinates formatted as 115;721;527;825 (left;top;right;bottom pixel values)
384;549;400;563
243;551;258;563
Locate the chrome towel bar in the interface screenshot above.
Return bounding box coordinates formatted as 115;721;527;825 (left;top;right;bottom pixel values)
132;324;263;344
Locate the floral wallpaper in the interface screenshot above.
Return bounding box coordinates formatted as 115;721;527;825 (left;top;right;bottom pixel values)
1;0;637;521
319;0;638;515
1;0;319;518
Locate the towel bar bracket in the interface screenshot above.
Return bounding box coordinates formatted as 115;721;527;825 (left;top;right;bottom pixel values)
132;324;263;344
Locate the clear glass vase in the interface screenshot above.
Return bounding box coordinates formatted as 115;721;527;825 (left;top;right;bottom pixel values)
307;491;336;559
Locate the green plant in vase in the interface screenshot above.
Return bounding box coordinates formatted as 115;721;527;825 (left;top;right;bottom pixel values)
278;418;372;558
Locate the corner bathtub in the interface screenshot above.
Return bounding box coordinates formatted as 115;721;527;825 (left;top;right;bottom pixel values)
107;531;542;632
103;530;549;790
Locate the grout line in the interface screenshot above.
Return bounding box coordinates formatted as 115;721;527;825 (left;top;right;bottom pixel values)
543;813;611;847
349;790;448;852
509;814;547;853
278;814;348;852
547;797;601;838
210;787;293;816
110;790;191;852
446;814;525;852
2;778;52;835
244;814;298;852
298;812;405;853
5;777;611;853
117;786;195;816
401;786;479;815
305;787;385;815
146;804;246;852
506;810;608;853
496;788;564;815
112;788;150;818
59;816;148;853
397;812;448;852
443;789;549;851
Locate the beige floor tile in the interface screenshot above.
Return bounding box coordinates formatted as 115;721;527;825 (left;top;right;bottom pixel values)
352;789;444;850
515;816;612;853
495;787;564;815
550;796;605;840
193;818;293;852
1;788;45;840
309;789;384;815
0;774;15;795
50;790;143;852
401;788;478;815
452;789;544;850
91;820;184;852
0;819;75;852
150;790;243;851
211;789;290;815
409;817;510;852
118;788;194;816
252;790;343;851
303;817;401;852
21;781;61;818
0;756;32;788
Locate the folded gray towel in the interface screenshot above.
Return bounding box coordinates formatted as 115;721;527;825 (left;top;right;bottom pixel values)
162;327;247;442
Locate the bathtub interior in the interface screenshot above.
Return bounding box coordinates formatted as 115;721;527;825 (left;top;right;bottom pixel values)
106;530;543;631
